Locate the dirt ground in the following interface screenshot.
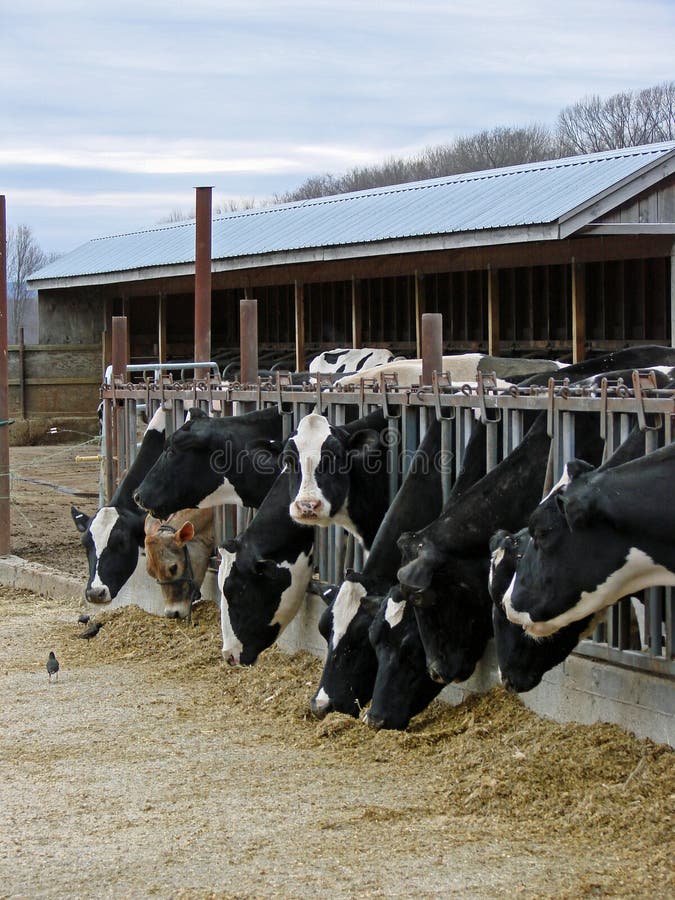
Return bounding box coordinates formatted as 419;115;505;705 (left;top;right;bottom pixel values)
2;442;674;898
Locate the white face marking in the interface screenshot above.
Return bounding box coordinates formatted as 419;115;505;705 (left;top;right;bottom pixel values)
489;546;506;590
88;507;120;591
505;547;675;637
331;581;367;649
384;595;405;628
198;477;242;509
541;464;571;502
145;406;167;435
217;547;240;662
312;686;331;711
289;414;334;522
270;551;313;630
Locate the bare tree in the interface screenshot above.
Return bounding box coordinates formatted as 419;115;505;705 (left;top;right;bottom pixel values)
7;225;56;343
557;81;675;154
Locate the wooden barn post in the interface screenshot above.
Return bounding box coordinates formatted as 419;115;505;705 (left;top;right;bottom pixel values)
0;196;10;556
239;298;258;385
671;242;675;347
488;265;500;356
572;258;586;363
351;277;362;349
421;313;443;387
294;281;305;372
414;271;425;358
194;186;212;379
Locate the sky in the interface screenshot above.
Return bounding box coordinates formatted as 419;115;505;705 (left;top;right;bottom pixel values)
2;0;674;256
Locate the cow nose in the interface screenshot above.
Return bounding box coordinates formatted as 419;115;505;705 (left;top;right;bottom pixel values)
309;695;333;719
296;499;321;514
427;662;448;685
86;586;110;604
364;712;384;731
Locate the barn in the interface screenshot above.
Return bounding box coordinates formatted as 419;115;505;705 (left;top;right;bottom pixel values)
29;141;675;397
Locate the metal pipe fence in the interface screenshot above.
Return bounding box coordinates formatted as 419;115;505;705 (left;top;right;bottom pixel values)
101;369;675;680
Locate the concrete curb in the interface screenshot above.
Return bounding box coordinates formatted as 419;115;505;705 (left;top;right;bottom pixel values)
0;555;83;603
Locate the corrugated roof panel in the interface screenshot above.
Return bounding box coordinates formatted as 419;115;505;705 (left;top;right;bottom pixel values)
30;142;675;282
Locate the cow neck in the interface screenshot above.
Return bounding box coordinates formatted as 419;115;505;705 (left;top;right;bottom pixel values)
241;471;313;557
361;419;444;584
110;428;166;509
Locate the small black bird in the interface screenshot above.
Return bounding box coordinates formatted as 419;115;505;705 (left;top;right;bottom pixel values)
47;651;59;682
78;614;91;625
77;622;104;640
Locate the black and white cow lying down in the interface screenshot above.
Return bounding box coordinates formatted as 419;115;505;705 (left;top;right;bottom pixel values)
503;439;675;638
309;348;394;376
134;406;284;520
217;471;314;666
283;408;390;549
71;406;167;604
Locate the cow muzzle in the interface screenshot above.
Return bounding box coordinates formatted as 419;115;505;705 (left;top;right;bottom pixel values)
309;693;333;719
292;498;324;520
86;586;111;604
363;711;384;731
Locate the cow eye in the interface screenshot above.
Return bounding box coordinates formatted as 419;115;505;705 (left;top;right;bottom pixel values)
283;454;298;472
169;564;178;576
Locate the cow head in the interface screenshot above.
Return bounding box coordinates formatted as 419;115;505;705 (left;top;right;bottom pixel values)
134;408;281;519
218;539;313;667
309;575;380;720
71;504;146;604
396;528;445;601
144;516;199;620
363;585;443;731
283;413;380;530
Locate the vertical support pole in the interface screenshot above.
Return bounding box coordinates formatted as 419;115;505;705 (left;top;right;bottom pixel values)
102;296;112;375
111;316;128;488
572;258;586;363
488;265;500;356
351;276;362;349
294;281;305;372
239;298;258;385
18;327;26;420
414;271;425;358
194;186;213;378
421;313;443;387
0;196;10;556
158;291;167;363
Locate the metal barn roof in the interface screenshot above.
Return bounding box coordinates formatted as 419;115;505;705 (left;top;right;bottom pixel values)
30;141;675;288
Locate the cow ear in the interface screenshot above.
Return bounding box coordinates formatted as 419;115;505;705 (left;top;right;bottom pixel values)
307;580;339;604
254;558;279;578
220;538;240;555
71;506;91;533
176;521;195;544
555;492;590;531
144;516;161;536
565;459;595;481
347;428;381;454
489;529;511;554
185;406;209;423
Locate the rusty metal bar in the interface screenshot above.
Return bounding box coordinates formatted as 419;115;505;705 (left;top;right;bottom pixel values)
194;186;213;379
0;197;10;556
111;316;129;488
18;327;26;420
421;312;443;387
239;298;258;385
294;281;305;372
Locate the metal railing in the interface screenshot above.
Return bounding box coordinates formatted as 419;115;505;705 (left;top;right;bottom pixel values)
101;367;675;679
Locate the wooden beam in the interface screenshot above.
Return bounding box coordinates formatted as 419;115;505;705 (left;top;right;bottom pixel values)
157;292;167;363
671;241;675;347
351;277;362;348
414;271;425;357
572;258;586;363
294;281;305;372
487;265;500;356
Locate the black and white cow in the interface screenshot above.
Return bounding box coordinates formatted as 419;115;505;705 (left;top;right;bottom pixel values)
309;419;450;719
71;405;167;604
503;440;675;638
283;408;390;549
397;411;606;685
309;348;394;376
488;422;650;681
363;586;445;731
134;406;283;520
517;345;675;388
217;471;314;666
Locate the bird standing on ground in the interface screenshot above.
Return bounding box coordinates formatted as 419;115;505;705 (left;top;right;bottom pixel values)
47;651;59;682
78;614;91;625
77;622;104;640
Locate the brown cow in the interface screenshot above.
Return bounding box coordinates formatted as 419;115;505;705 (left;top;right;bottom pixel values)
144;508;215;621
